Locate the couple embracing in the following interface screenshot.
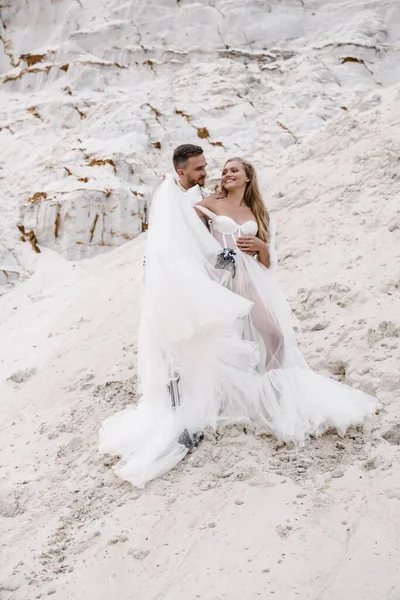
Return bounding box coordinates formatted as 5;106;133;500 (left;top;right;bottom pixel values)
99;144;376;489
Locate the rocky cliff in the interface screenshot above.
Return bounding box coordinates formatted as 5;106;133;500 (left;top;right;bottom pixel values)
1;0;399;291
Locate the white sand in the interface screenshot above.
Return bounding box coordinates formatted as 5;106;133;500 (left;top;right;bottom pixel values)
1;1;400;599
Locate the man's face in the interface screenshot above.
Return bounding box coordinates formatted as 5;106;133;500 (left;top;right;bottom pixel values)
178;154;207;189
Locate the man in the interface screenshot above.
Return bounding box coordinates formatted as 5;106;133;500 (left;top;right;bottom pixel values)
161;144;210;451
143;144;209;272
172;143;208;194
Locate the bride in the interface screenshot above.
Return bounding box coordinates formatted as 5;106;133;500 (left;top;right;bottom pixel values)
99;156;377;488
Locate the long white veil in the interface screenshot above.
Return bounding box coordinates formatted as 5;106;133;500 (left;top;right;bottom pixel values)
99;176;259;487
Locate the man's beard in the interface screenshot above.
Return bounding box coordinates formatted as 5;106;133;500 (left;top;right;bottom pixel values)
187;175;205;188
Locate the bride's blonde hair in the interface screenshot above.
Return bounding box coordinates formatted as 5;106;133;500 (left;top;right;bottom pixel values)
222;157;270;243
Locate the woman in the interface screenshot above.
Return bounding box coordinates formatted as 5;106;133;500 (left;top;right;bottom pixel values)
99;158;377;488
195;158;289;372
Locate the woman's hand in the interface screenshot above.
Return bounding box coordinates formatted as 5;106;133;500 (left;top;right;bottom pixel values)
237;236;271;268
236;235;264;255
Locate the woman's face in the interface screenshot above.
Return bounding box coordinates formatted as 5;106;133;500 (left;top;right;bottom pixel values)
221;161;248;192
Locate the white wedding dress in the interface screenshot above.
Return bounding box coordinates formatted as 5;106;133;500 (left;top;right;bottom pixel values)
99;176;377;488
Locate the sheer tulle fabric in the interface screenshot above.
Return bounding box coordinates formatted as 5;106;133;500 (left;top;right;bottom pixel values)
99;176;376;488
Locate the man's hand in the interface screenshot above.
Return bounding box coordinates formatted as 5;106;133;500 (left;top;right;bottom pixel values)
206;191;227;202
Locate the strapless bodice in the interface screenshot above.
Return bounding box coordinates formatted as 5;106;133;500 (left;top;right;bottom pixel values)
212;215;258;237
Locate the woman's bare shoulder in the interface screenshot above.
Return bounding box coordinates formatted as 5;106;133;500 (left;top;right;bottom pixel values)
197;194;220;210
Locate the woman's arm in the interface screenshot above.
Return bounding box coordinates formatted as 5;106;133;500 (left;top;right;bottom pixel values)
257;242;271;269
268;219;278;271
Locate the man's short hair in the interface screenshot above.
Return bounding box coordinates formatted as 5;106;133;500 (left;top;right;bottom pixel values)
173;144;204;170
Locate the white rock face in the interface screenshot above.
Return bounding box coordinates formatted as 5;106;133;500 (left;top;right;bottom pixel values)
1;0;400;291
20;186;144;260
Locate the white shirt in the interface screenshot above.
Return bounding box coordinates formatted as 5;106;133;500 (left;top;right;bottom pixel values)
176;180;208;203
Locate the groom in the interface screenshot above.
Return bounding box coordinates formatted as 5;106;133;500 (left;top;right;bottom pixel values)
172;143;208;196
167;143;211;451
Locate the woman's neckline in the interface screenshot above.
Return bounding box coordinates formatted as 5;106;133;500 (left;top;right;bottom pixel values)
213;214;257;227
